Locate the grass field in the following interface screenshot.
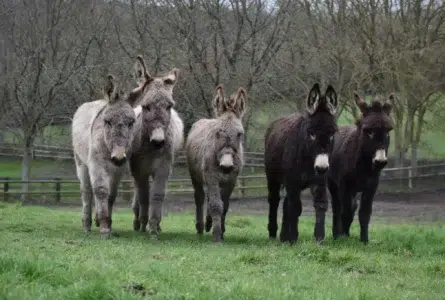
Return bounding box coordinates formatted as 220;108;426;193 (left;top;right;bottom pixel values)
1;203;444;299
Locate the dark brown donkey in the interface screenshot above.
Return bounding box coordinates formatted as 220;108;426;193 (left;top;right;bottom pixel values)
264;83;339;244
327;92;394;244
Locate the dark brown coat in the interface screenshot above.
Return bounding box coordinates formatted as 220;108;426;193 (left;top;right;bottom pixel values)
327;92;394;244
264;83;339;244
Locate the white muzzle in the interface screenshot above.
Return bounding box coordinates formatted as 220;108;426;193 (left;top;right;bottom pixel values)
373;149;387;163
150;127;165;143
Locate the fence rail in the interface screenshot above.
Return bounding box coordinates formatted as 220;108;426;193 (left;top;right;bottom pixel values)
0;143;265;167
1;163;445;203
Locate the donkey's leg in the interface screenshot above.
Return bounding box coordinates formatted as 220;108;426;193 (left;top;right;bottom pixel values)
191;176;205;235
279;196;290;242
341;193;358;237
149;164;171;238
311;183;328;243
107;175;120;235
75;159;92;233
285;183;302;245
205;176;223;242
135;176;150;232
266;175;281;239
329;178;343;239
220;181;236;241
358;182;378;244
89;164;112;239
205;194;212;232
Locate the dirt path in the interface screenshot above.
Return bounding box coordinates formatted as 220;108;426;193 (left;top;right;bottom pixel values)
25;189;444;223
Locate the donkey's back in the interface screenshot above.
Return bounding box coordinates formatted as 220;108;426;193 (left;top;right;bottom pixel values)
72;99;108;163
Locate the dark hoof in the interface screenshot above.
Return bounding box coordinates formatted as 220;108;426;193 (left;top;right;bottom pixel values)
133;220;141;231
196;222;204;235
360;238;369;245
111;232;120;238
94;218;100;228
333;233;346;240
141;224;147;232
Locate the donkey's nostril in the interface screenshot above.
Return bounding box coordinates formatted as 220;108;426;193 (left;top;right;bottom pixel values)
151;140;165;149
111;156;127;166
220;165;234;173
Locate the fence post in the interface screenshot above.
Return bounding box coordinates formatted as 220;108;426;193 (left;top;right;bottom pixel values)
55;178;61;203
4;177;9;202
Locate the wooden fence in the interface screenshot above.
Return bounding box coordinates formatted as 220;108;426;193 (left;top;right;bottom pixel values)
1;163;445;204
0;143;265;167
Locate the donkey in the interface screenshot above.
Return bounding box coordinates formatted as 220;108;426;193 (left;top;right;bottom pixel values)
264;83;339;244
128;56;184;238
186;85;246;242
327;92;394;244
72;74;136;238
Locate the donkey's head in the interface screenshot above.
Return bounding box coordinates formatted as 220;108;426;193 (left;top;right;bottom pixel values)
354;92;394;169
129;55;179;149
213;85;246;174
102;75;136;166
304;83;339;175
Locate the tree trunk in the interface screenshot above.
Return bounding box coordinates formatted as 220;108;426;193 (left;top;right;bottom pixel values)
21;139;32;202
411;142;418;178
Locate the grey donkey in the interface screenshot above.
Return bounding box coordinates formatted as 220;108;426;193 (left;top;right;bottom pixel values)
186;85;247;242
72;75;136;238
128;56;184;238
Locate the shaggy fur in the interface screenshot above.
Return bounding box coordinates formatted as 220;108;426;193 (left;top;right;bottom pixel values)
264;83;339;244
72;75;136;238
128;56;184;238
327;92;394;243
186;85;246;242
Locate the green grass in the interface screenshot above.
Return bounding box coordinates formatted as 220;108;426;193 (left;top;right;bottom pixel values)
0;204;444;299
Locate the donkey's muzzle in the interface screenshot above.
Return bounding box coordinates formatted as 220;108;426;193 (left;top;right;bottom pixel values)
219;154;234;174
111;147;127;166
372;149;387;169
150;128;165;149
314;153;329;175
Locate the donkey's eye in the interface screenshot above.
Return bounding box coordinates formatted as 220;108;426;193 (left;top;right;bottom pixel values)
128;120;135;128
104;120;111;126
167;104;173;110
143;105;151;112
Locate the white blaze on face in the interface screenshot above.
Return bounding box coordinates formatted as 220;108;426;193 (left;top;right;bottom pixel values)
373;149;387;163
314;153;329;170
220;153;234;168
150;127;165;143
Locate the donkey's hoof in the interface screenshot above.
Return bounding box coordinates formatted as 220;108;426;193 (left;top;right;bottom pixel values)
148;231;159;240
196;222;204;234
94;218;100;228
111;231;120;238
100;231;112;240
133;220;141;231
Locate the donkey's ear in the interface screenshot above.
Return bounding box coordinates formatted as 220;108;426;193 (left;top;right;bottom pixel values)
133;55;151;85
103;75;119;103
232;87;247;118
325;85;338;115
164;68;179;86
307;83;321;115
383;93;395;115
354;92;368;114
213;84;225;117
